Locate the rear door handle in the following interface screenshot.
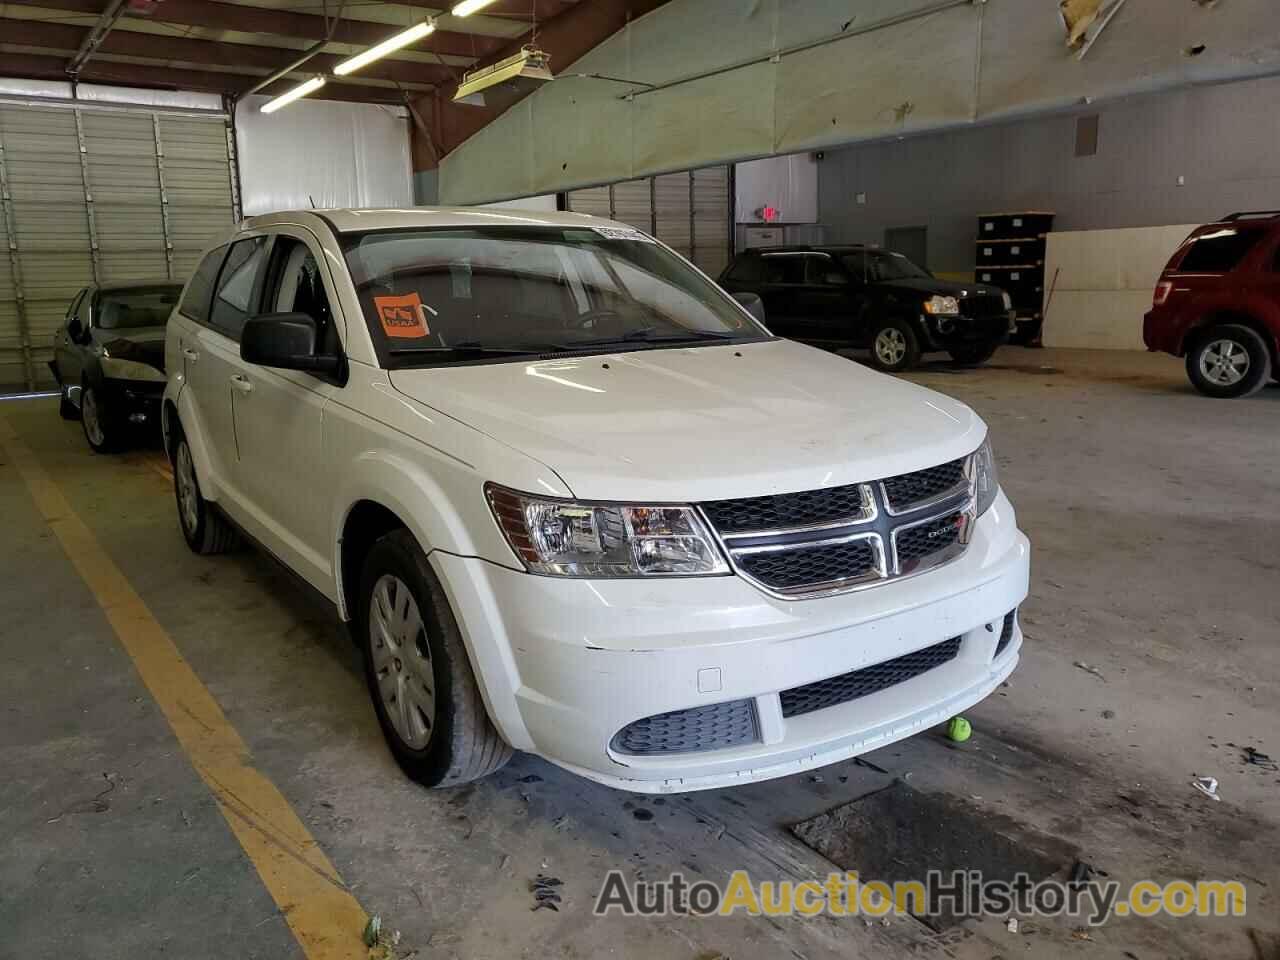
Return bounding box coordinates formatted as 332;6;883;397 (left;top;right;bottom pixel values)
182;347;200;361
229;374;253;394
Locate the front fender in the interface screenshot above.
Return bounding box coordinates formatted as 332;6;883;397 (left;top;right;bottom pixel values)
168;377;218;502
331;451;491;614
330;453;535;750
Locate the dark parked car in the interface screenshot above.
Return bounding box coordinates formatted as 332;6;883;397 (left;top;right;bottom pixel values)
1144;211;1280;398
51;280;182;452
719;245;1015;372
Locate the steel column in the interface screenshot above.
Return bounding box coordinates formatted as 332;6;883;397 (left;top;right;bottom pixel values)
0;136;36;390
72;108;102;283
152;113;175;280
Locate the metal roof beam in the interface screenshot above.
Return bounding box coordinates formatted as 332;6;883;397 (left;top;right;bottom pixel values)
0;17;457;85
3;0;503;59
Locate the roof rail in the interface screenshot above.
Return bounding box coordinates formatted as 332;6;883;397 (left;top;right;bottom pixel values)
1221;210;1280;221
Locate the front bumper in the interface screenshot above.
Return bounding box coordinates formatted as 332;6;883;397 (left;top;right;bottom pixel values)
921;312;1012;351
435;490;1030;793
100;376;164;423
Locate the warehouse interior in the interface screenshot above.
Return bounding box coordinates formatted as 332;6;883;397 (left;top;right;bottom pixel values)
2;1;1279;958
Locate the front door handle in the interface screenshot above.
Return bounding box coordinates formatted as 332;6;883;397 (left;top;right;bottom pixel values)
182;347;200;361
229;374;253;394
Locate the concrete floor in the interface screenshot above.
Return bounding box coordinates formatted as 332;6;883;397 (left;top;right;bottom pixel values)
1;346;1278;959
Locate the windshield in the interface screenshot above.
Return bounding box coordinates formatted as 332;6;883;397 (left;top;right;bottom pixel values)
341;226;769;366
848;251;931;283
97;286;182;330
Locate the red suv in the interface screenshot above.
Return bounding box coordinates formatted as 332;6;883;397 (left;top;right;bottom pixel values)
1144;211;1280;398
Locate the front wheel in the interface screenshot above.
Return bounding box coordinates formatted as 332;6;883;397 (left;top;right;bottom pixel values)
358;530;511;788
868;319;922;373
1186;324;1271;399
80;383;120;453
949;342;999;367
173;435;240;554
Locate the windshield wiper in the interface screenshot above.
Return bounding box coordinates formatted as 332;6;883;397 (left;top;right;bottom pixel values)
573;327;736;348
389;341;567;357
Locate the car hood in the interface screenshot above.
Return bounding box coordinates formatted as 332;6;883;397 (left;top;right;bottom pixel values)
388;339;985;502
95;324;167;345
95;325;167;371
875;276;1006;299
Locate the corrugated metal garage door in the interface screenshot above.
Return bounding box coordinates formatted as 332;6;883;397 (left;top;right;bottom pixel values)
567;166;732;279
0;100;237;392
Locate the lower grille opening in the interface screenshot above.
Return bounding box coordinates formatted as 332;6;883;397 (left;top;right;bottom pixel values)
994;609;1017;659
780;636;963;719
611;698;759;756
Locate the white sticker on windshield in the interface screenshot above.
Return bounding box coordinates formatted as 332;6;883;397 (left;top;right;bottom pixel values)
592;226;656;243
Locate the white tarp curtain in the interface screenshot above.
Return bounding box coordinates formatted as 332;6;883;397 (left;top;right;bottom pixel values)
735;153;817;224
236;95;412;216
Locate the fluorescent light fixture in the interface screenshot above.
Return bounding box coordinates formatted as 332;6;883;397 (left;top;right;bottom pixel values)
260;76;326;113
453;46;553;104
334;19;436;76
451;0;498;16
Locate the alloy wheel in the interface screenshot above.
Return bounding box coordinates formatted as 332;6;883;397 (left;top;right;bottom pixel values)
1199;339;1250;386
875;328;907;366
82;389;105;447
369;574;436;750
175;442;200;536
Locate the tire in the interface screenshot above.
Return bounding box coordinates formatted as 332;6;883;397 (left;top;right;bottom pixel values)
58;381;78;420
80;382;120;453
868;318;922;373
172;432;240;554
358;530;512;788
949;342;999;367
1185;323;1272;399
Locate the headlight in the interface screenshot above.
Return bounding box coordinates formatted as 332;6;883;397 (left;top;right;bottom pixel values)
1001;291;1013;311
487;485;729;577
970;437;1000;516
923;295;960;316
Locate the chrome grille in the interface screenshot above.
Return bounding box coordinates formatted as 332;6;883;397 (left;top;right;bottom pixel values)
701;456;975;599
880;458;967;515
611;699;759;756
781;636;963;718
961;294;1007;319
736;535;883;593
701;483;873;535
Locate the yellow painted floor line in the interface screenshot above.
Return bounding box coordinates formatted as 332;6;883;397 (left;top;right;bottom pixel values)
0;415;369;959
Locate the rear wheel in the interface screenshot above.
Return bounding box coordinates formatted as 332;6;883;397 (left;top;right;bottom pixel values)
868;319;921;373
1186;324;1271;399
949;342;999;367
358;530;511;788
173;434;240;554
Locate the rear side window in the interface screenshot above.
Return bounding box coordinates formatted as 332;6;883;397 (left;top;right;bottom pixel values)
1177;229;1262;273
724;256;764;283
180;245;227;322
761;255;806;284
210;237;269;340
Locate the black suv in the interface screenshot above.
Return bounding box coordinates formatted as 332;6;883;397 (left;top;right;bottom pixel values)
719;245;1015;372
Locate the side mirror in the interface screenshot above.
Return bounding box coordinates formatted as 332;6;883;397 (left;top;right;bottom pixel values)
733;291;767;325
241;313;341;375
68;317;84;341
824;272;849;286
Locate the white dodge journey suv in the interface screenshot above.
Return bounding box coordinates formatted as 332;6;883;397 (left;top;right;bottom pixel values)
162;208;1030;793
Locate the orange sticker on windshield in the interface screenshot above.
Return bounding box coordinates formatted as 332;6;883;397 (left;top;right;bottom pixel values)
374;292;430;339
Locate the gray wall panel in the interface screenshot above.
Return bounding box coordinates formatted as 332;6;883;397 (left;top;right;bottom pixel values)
817;74;1280;276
